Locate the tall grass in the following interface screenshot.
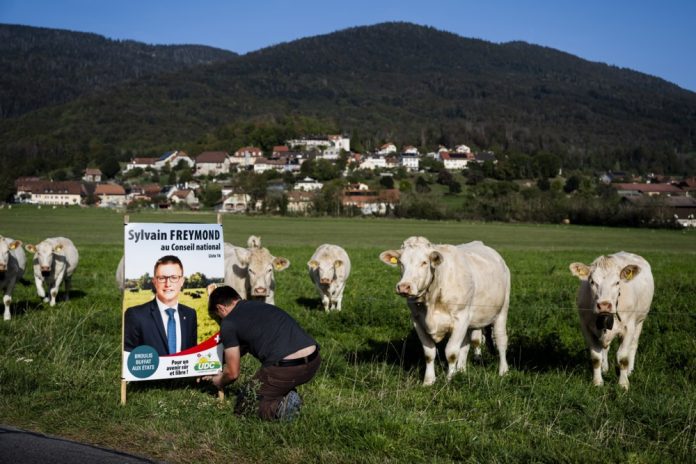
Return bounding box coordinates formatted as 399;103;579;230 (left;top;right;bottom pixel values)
1;206;694;462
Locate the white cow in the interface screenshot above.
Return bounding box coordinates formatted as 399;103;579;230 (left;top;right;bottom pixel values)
569;252;654;390
25;237;79;306
307;244;351;312
380;237;511;385
0;236;26;321
223;236;290;305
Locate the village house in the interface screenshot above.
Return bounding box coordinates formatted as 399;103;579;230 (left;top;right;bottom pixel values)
15;180;84;206
94;183;126;208
441;151;474;170
124;157;157;172
287;135;350;152
83;168;102;182
399;153;420;172
217;192;253;213
167;189;200;209
342;186;400;215
195;151;230;177
402;145;419;155
359;156;387;170
287;190;316;214
295;177;323;191
614;183;684;197
376;143;397;156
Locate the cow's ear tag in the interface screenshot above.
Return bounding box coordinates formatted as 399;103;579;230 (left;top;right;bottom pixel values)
625;269;633;280
390;257;398;264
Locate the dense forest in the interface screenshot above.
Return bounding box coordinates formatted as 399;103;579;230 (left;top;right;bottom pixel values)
1;21;696;193
0;24;238;118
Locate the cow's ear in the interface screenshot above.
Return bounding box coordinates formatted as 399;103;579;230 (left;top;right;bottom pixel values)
620;265;640;281
569;262;590;280
274;257;290;271
379;250;400;267
334;259;343;269
307;259;319;270
429;251;443;267
54;244;64;253
25;244;36;253
235;248;250;266
10;240;22;250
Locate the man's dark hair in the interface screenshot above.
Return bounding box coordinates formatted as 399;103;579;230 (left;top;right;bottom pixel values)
153;255;184;275
208;285;242;322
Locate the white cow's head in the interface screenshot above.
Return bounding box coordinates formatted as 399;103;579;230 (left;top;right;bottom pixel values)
570;256;641;316
0;237;22;273
308;258;345;287
380;236;442;298
236;244;289;299
26;240;64;277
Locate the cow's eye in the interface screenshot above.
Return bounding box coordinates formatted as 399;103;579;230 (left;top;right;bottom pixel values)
421;261;428;267
589;278;595;286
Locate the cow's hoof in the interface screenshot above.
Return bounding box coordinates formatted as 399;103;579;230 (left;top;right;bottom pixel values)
43;297;49;303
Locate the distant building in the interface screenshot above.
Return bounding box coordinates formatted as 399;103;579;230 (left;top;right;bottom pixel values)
83;168;102;182
195;151;230;176
295;177;323;191
95;183;126;208
15;180;84;206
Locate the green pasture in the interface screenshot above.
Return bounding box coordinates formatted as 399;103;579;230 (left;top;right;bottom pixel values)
1;206;694;463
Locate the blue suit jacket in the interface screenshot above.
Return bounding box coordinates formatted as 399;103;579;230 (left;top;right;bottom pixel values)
124;299;197;355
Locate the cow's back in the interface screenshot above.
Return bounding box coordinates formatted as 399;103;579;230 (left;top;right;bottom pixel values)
456;241;510;297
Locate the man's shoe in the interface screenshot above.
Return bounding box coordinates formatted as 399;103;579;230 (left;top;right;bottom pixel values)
276;390;302;421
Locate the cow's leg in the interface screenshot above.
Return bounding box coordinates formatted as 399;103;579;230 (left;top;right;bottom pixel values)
63;276;71;301
492;311;509;376
579;321;604;386
445;319;470;380
335;286;344;311
616;323;636;390
627;320;645;375
3;294;11;321
49;274;64;307
457;330;472;371
412;321;437;386
470;329;483;360
321;293;330;312
34;275;47;301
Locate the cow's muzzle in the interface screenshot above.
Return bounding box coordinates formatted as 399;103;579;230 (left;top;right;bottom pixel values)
319;278;332;286
41;270;51;278
252;287;267;296
595;313;614;331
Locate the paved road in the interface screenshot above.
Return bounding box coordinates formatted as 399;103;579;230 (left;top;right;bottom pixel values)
0;425;160;463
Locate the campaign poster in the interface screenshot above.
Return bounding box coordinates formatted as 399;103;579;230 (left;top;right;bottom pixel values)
121;222;225;382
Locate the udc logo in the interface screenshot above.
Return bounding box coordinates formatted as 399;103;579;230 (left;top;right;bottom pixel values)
194;354;221;371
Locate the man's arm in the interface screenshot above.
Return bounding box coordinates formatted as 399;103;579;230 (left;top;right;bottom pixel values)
212;346;241;389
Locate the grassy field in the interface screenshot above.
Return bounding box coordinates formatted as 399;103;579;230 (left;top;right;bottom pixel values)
1;206;694;463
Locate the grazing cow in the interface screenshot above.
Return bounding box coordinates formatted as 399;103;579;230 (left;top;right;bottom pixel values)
569;252;654;390
380;237;511;385
307;244;351;312
25;237;79;306
223;236;290;305
0;236;26;321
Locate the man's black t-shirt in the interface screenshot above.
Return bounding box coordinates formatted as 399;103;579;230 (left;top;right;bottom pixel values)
220;299;316;366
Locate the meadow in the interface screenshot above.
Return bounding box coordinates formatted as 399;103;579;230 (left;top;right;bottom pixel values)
0;206;694;463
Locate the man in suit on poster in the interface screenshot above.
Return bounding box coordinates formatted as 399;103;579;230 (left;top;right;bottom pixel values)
124;255;197;355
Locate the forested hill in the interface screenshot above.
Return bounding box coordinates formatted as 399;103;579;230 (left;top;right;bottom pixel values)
2;22;696;179
0;24;238;118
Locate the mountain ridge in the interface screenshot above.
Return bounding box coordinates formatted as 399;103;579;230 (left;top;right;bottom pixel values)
1;21;695;179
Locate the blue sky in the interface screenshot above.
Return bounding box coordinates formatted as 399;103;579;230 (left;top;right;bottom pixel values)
2;0;695;92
